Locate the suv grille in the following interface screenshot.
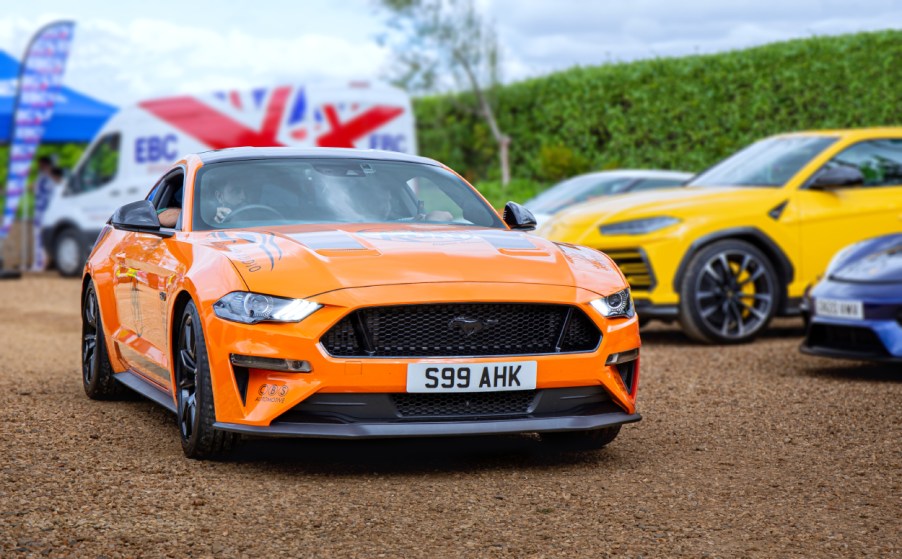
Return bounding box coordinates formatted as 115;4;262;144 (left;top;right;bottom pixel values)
321;303;602;358
391;391;537;418
603;249;654;291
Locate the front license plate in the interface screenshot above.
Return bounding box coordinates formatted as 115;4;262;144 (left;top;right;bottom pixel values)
815;298;864;320
406;361;537;393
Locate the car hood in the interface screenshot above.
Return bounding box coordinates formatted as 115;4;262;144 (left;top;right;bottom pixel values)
540;186;784;240
195;224;627;298
831;234;902;283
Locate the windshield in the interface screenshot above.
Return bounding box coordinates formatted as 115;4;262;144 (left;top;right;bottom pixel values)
191;158;504;231
525;175;634;214
688;136;837;188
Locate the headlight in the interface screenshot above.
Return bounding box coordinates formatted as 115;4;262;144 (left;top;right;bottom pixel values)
590;289;635;319
213;292;321;324
600;216;680;236
824;242;861;277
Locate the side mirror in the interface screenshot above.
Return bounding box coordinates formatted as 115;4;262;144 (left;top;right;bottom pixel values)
502;201;537;231
809;166;864;190
110;200;174;237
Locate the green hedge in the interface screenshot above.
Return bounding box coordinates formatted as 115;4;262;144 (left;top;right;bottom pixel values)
415;30;902;203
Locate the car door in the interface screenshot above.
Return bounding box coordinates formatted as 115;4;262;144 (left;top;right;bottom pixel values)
112;169;187;389
796;139;902;281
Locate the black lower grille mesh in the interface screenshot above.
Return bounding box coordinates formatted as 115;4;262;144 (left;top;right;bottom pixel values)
808;324;888;355
391;391;537;417
321;303;601;358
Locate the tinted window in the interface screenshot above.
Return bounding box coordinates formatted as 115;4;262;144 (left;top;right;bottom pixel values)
819;140;902;187
191;158;504;231
69;133;120;195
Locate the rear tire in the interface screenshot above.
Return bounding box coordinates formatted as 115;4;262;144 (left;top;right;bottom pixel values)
55;228;85;277
82;282;125;400
678;239;778;344
175;301;238;459
542;426;621;451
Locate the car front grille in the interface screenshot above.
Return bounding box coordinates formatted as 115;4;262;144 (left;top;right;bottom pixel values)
390;391;537;418
807;324;889;356
602;249;655;291
320;303;602;358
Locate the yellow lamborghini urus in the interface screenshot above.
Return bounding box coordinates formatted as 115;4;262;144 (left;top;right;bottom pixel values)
539;128;902;343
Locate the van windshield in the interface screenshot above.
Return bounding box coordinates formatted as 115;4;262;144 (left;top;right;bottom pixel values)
191;158;504;230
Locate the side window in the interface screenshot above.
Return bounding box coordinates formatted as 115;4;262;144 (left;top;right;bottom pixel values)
69;133;121;195
631;178;685;192
822;140;902;187
152;170;185;229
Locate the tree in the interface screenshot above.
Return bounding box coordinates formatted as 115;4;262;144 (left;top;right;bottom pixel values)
379;0;512;185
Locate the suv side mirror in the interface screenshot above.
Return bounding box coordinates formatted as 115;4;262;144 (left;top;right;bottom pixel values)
111;200;174;237
810;166;864;190
502;202;537;231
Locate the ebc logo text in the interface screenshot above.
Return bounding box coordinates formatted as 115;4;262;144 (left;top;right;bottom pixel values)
135;134;178;163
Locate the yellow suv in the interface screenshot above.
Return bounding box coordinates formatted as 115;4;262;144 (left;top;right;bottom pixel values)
539;128;902;343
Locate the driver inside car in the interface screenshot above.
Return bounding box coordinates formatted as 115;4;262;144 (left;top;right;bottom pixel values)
214;179;251;223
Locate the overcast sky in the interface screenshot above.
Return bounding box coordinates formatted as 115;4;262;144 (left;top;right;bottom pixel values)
1;0;901;106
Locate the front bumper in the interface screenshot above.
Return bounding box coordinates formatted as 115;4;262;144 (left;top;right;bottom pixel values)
201;283;641;428
214;411;641;438
800;281;902;363
213;386;641;438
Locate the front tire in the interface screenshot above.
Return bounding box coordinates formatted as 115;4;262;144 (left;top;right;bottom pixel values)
542;426;621;451
55;228;85;277
82;282;125;400
175;301;238;459
679;239;778;344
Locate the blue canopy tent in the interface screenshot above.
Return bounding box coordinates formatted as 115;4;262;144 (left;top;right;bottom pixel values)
0;50;118;143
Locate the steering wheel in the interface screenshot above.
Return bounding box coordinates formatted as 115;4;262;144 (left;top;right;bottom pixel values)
222;204;285;223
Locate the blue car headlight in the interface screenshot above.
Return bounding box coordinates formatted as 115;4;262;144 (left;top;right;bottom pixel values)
590;289;635;319
599;216;680;236
213;292;321;324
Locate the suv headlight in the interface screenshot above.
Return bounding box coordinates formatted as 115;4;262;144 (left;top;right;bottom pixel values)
590;289;634;319
213;292;321;324
600;216;680;236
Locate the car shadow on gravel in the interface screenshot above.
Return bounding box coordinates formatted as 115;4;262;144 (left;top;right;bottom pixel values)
222;434;629;474
800;361;902;382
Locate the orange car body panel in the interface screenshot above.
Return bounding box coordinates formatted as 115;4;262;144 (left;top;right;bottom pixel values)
85;153;639;430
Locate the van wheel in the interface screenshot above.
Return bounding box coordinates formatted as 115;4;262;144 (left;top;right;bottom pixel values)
679;239;778;344
54;228;84;277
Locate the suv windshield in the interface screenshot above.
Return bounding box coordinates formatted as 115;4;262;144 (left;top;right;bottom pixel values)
191;158;504;231
688;136;837;188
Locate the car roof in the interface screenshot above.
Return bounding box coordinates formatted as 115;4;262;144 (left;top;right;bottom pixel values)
197;147;442;166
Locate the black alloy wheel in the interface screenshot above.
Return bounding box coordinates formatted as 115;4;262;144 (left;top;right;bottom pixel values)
175;301;238;459
176;311;199;442
679;240;778;344
82;282;124;399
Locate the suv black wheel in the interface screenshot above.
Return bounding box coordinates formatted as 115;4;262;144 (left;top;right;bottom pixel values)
175;301;238;459
679;239;778;344
82;282;125;399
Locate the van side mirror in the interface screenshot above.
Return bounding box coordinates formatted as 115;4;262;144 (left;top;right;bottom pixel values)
810;166;864;190
502;201;537;231
111;200;174;237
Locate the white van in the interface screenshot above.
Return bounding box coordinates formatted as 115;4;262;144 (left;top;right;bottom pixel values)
41;82;416;276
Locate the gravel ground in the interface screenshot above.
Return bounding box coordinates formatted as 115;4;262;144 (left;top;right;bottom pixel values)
1;275;900;558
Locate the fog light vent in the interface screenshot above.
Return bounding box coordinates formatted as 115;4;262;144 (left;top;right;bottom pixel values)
230;354;312;373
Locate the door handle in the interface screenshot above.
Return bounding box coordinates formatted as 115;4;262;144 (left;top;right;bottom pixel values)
109;190;120;197
125;187;140;196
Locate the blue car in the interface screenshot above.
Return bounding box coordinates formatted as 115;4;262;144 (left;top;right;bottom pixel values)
801;234;902;363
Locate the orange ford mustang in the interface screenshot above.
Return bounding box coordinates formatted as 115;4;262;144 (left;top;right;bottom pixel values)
81;148;641;459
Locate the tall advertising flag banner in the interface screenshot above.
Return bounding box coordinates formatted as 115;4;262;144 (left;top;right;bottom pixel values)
0;21;75;246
